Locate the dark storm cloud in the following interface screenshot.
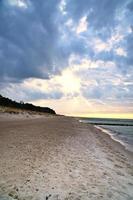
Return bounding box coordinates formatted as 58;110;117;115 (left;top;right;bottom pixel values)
0;0;64;81
125;33;133;66
0;0;94;83
127;0;133;11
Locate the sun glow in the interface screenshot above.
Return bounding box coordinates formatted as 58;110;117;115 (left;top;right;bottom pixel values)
59;69;81;93
77;113;133;119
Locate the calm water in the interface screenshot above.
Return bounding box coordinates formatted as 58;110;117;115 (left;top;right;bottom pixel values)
79;118;133;152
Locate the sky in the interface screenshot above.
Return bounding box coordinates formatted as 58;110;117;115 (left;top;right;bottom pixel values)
0;0;133;118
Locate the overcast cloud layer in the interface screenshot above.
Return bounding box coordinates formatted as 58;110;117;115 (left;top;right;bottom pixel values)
0;0;133;115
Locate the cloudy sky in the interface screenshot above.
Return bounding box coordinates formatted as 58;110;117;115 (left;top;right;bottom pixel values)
0;0;133;118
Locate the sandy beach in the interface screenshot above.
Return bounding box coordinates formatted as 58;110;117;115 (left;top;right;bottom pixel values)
0;113;133;200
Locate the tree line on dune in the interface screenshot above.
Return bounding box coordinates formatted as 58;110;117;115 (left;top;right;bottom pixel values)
0;94;56;114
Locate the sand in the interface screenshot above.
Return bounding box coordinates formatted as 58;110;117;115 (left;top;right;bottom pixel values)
0;113;133;200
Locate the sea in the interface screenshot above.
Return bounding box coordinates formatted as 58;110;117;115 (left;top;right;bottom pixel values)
79;118;133;152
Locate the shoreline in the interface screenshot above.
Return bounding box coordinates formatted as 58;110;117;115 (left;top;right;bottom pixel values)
94;125;133;154
0;113;133;200
92;124;133;163
79;119;133;157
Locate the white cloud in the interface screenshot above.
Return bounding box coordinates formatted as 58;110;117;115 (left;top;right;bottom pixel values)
76;16;88;34
69;55;116;72
93;38;112;52
65;16;88;34
7;0;28;8
110;31;124;43
59;0;67;15
115;47;127;56
65;19;73;28
92;31;125;53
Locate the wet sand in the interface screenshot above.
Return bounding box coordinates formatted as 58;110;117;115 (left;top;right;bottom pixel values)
0;113;133;200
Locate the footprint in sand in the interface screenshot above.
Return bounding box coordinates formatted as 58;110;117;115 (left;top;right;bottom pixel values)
116;158;126;164
114;164;123;169
116;171;125;176
107;157;114;162
8;190;18;200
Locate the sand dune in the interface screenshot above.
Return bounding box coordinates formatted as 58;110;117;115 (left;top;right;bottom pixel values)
0;114;133;200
